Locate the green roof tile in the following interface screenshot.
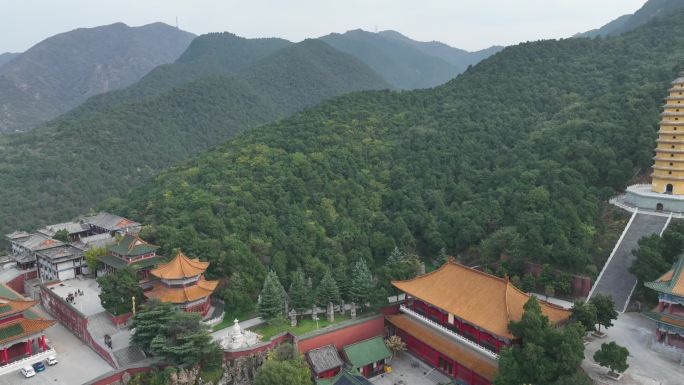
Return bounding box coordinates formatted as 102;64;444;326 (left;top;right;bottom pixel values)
342;336;390;369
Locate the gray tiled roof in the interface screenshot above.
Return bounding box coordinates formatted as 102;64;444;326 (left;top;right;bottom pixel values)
72;233;116;251
36;221;87;237
17;234;64;252
307;344;344;375
83;212;141;232
5;231;30;240
36;245;84;262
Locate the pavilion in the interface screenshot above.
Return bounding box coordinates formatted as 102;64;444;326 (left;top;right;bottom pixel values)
0;284;55;368
645;255;684;350
144;250;218;316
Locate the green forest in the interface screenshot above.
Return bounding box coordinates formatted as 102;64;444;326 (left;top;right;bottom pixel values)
101;11;684;310
0;38;388;238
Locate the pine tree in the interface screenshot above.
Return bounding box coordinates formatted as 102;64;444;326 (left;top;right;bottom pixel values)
593;342;629;376
335;266;351;302
289;269;312;312
130;300;179;352
259;270;285;321
350;259;374;306
317;270;340;305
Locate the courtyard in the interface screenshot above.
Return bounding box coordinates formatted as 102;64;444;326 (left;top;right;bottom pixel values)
46;278;105;317
582;312;684;385
371;353;453;385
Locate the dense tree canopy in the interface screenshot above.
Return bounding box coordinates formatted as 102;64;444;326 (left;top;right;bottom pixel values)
97;267;142;316
104;11;684;309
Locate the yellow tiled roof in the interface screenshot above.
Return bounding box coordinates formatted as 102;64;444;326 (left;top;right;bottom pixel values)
150;250;209;279
392;261;571;339
144;276;218;304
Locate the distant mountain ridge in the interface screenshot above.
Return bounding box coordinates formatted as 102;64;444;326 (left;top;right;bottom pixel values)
0;36;389;234
579;0;684;37
0;22;195;132
0;52;19;68
321;29;502;89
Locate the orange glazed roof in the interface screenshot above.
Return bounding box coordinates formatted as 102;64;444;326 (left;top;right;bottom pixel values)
392;261;571;340
387;314;497;381
0;318;56;346
150;250;210;279
0;297;38;319
144;276;218;304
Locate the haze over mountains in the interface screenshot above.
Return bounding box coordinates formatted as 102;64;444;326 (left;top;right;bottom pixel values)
321;29;503;89
0;52;19;68
0;22;195;132
578;0;684;37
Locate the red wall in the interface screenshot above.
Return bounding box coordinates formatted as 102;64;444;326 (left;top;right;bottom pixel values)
108;312;132;327
40;284;117;368
6;270;37;294
296;316;384;353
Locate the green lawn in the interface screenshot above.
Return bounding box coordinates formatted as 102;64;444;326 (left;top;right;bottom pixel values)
212;309;257;331
253;314;351;340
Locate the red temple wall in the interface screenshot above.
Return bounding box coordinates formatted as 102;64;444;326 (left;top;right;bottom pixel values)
317;367;340;379
40;284;116;368
296;316;384;353
85;367;154;385
6;270;37;294
397;328;491;385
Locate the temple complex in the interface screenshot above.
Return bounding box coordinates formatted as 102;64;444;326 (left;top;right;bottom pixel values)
387;260;571;385
645;255;684;350
144;250;218;315
621;71;684;213
0;285;55;368
99;234;162;280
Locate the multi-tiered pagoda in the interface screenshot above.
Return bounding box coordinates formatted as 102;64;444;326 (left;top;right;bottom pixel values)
144;250;218;315
622;72;684;213
387;260;571;385
645;256;684;350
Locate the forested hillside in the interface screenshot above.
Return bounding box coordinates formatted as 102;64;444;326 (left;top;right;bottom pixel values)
579;0;684;37
76;32;292;114
0;22;195;132
105;10;684;310
0;39;388;237
321;29;501;89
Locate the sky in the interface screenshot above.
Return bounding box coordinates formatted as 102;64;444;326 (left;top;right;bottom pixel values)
1;0;647;53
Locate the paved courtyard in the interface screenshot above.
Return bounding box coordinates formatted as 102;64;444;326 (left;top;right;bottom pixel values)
0;322;113;385
371;353;452;385
46;278;105;316
583;312;684;385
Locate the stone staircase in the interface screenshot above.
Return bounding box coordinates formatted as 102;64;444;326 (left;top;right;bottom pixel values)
588;212;670;312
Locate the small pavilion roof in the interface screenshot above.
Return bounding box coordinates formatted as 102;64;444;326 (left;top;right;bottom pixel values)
0;297;38;319
108;234;158;257
150;250;209;279
342;336;391;370
307;344;344;375
144;276;218;304
392;261;571;340
645;255;684;297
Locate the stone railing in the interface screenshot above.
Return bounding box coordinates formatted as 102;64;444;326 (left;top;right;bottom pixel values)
0;348;56;376
399;305;499;360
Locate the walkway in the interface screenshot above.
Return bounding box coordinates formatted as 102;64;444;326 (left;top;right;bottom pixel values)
87;311;145;369
588;212;670;312
211;317;264;342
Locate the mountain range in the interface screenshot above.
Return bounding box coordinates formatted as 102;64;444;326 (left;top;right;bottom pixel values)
321;29;502;89
0;34;389;236
0;52;19;68
0;22;195;132
578;0;684;37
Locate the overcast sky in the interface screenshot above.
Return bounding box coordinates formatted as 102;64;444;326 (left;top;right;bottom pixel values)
2;0;647;53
